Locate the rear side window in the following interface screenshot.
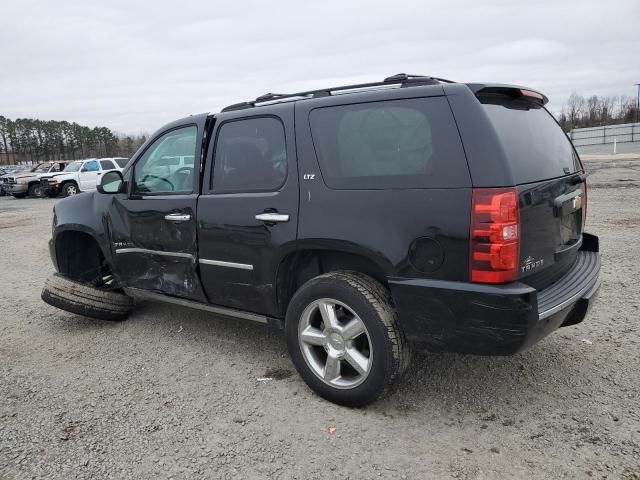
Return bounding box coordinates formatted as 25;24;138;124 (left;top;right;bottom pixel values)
309;97;469;189
115;158;129;168
480;97;581;183
212;117;287;193
100;160;115;170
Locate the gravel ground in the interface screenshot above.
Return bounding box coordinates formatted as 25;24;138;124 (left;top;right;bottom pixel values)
1;159;639;480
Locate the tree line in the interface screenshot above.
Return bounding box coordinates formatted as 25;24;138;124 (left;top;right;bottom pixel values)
558;93;639;132
0;115;147;164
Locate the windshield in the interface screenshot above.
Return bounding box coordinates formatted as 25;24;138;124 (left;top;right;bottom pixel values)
63;161;82;172
32;164;51;173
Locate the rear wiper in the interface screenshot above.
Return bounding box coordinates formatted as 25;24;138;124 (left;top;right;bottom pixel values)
567;171;589;185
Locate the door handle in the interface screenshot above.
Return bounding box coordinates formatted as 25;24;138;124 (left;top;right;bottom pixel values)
255;212;289;223
165;213;191;222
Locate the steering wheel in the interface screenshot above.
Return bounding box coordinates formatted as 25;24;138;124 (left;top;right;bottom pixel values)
140;174;174;191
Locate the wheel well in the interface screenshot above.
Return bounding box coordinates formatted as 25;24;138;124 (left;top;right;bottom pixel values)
55;231;108;284
62;180;78;186
276;249;388;317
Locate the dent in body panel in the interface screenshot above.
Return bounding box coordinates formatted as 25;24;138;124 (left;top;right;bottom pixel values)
106;195;207;302
116;251;199;297
389;278;538;355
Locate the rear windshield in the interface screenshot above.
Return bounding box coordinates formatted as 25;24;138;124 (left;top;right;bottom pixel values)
481;96;581;183
309;97;470;189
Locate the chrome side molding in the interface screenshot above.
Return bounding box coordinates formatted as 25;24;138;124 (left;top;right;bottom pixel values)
199;259;254;270
115;248;194;259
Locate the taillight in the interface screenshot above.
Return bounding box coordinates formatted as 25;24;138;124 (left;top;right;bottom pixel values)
470;187;520;283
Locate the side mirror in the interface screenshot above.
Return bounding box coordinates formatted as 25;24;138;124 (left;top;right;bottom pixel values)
97;170;124;194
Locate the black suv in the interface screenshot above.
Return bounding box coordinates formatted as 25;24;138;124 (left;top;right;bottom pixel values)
42;74;600;406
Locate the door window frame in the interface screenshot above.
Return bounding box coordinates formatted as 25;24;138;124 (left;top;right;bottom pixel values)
128;123;199;198
203;114;288;195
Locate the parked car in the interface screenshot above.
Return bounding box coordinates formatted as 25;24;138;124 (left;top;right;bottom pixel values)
40;157;127;197
42;74;600;406
3;161;71;198
0;165;32;196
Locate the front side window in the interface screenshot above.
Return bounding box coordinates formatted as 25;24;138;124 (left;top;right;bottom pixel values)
211;117;287;193
134;126;197;194
83;160;99;172
64;161;82;172
309;97;469;189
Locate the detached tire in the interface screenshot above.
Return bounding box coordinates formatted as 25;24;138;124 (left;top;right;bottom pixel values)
286;271;410;407
42;273;133;321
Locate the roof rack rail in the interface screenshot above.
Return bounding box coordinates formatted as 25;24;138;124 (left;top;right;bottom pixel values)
221;73;455;112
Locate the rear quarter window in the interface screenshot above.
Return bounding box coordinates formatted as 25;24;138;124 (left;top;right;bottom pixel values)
100;160;116;170
480;97;581;183
309;97;470;189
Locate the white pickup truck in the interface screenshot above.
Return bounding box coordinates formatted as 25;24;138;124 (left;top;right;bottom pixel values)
40;158;128;197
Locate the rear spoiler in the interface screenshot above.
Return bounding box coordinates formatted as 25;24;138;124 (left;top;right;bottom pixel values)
466;83;549;105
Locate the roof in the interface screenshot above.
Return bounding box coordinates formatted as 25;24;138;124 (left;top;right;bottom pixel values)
221;73;455;112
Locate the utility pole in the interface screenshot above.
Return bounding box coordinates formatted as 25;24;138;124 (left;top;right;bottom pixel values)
636;83;640;124
635;83;640;141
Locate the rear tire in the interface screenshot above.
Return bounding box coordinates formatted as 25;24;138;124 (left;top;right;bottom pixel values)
42;273;133;321
28;183;43;198
285;271;410;407
62;182;79;197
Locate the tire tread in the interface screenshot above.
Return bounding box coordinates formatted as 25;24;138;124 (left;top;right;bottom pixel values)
42;273;132;321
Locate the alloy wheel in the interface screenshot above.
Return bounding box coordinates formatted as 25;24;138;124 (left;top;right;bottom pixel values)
298;298;373;389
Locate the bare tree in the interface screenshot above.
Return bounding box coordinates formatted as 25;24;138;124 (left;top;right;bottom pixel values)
566;92;586;128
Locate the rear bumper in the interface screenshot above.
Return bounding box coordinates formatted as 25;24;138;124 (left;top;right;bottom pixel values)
389;235;600;355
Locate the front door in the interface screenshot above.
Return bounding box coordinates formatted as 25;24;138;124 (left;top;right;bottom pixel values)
197;104;299;316
79;160;101;191
108;117;208;301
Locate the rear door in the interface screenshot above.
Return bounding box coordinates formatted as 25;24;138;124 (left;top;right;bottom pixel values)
108;117;208;301
197;103;298;316
478;93;586;288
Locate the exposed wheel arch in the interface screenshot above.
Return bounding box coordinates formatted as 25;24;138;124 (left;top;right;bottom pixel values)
276;248;390;317
55;230;110;284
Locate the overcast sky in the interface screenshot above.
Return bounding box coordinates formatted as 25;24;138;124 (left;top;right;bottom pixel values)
1;0;638;135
